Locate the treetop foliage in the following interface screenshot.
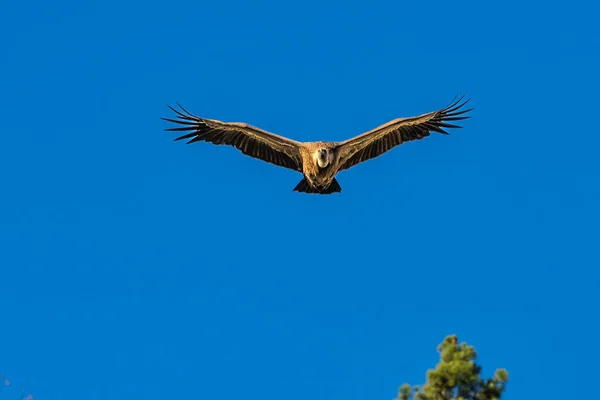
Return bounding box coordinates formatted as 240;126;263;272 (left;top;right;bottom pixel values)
396;335;508;400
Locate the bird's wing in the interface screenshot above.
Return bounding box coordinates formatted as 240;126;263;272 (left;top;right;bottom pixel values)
162;104;303;171
335;95;472;171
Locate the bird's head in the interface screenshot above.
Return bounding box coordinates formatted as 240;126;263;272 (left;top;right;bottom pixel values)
316;148;330;168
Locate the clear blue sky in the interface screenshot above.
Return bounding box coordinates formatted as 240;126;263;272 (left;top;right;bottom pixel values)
1;1;598;399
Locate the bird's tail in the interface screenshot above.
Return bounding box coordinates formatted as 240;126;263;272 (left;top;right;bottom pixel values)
293;178;342;195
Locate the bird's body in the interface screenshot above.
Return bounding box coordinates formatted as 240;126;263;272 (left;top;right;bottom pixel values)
162;95;472;194
297;142;340;193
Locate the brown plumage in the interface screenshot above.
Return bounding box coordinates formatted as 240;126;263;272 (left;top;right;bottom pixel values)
161;94;472;194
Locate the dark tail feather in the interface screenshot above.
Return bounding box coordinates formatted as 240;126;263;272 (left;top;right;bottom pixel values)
293;178;342;195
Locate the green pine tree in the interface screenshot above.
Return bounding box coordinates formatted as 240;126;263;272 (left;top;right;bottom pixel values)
396;335;508;400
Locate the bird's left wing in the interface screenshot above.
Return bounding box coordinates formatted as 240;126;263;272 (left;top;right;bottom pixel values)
162;104;303;171
335;95;472;171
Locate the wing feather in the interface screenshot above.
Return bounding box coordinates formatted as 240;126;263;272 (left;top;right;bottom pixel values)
162;104;303;171
336;94;473;171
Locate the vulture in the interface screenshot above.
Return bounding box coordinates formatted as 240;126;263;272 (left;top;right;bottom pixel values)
161;94;472;194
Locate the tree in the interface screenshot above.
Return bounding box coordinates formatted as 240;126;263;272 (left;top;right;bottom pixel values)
396;335;508;400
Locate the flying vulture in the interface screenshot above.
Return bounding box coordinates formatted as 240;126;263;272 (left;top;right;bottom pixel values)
162;94;472;194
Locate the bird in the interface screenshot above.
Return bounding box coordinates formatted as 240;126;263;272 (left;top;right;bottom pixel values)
161;94;472;194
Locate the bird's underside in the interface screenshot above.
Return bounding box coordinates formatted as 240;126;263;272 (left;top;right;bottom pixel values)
161;94;472;194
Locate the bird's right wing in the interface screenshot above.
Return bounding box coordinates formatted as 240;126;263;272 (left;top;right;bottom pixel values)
335;95;472;171
162;104;303;171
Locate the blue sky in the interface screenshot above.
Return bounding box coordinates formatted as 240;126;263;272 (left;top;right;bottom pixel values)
1;0;599;399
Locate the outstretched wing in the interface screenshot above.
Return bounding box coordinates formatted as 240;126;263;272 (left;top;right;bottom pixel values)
162;104;303;171
335;95;472;171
